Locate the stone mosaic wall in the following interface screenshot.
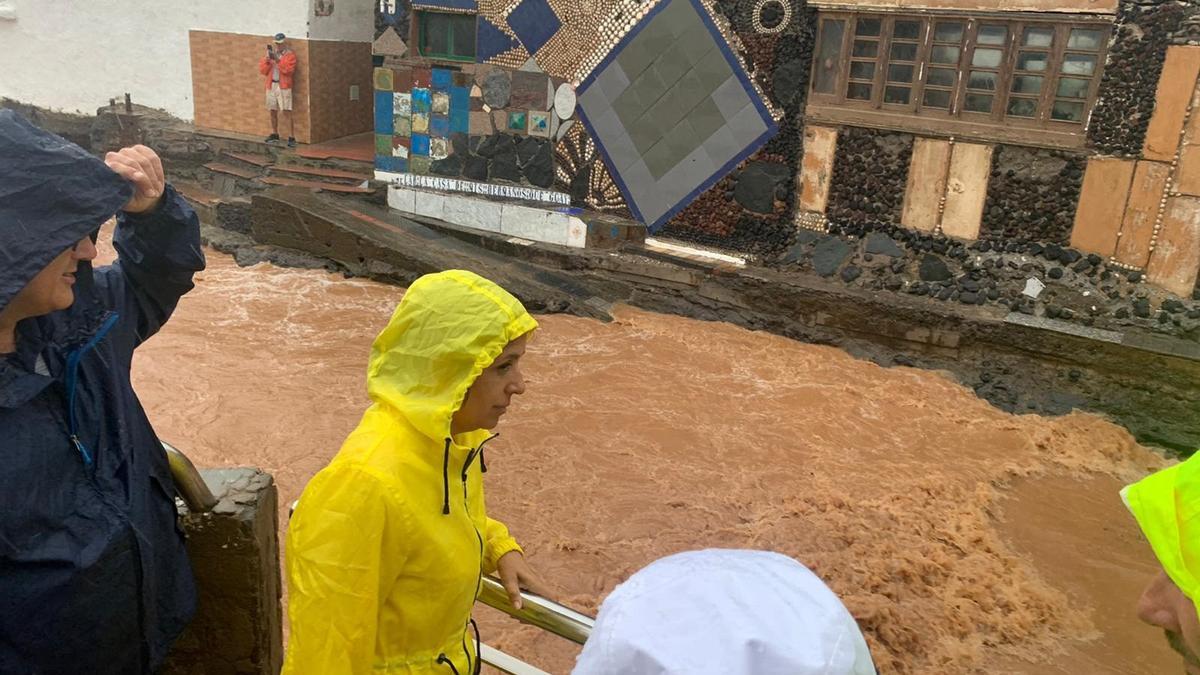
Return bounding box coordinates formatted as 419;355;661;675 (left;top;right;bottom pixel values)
658;0;816;254
979;146;1086;245
825;127;914;235
1087;0;1185;156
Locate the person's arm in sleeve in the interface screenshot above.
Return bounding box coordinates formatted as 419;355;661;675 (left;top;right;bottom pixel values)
483;516;522;575
259;55;272;76
284;465;406;675
280;50;297;76
484;516;551;608
96;146;205;348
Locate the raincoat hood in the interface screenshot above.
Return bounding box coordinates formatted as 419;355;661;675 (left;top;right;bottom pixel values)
0;109;131;313
573;549;877;675
1121;452;1200;611
367;269;538;443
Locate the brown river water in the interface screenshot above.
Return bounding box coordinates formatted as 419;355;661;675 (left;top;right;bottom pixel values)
97;229;1178;673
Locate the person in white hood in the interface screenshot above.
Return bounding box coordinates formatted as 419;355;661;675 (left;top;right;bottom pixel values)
573;549;877;675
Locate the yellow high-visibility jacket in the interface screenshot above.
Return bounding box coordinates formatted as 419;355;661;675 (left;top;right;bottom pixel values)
283;270;539;675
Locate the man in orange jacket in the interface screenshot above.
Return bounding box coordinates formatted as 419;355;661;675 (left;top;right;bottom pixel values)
259;33;298;147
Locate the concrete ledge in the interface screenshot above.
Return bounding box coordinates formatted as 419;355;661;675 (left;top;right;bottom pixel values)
163;468;282;675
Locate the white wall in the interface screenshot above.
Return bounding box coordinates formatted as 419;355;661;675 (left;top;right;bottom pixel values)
0;0;310;120
307;0;375;42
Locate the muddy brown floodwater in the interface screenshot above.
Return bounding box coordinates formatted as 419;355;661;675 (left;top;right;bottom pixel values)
98;228;1179;674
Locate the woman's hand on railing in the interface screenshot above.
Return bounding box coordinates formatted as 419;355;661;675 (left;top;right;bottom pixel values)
496;551;552;610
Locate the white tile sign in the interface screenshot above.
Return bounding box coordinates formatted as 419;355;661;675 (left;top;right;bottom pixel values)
389;173;570;206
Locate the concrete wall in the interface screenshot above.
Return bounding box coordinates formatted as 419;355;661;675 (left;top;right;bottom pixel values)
308;0;376;42
0;0;309;119
163;469;283;675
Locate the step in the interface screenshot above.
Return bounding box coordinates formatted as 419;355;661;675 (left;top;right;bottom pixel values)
270;163;372;183
204;162;259;180
260;175;374;194
222;151;273;169
175;181;223;208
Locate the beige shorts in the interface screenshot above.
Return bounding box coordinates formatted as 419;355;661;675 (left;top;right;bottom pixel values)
266;83;293;111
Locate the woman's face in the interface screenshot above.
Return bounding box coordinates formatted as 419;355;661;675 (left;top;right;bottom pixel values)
452;334;528;435
3;236;98;322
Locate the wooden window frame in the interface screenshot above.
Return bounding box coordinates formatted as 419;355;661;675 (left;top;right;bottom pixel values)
415;10;477;63
806;11;1110;149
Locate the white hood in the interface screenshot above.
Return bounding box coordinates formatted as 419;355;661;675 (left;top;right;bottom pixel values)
572;549;877;675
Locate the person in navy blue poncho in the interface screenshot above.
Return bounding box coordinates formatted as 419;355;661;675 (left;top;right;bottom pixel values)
0;110;205;674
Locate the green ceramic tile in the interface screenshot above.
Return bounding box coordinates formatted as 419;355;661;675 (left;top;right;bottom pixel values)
656;41;692;84
694;47;732;92
410;156;431;175
627;116;661;151
688;96;724;142
662;118;696;160
679;26;716;64
613;86;645;129
674;72;708;113
644;138;677;179
375;134;393;154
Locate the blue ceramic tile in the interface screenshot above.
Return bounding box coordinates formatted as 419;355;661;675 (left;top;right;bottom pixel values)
412;134;431;156
450;109;470;134
432;68;452;91
507;0;561;56
412;88;432;114
430;114;450;137
476;17;519;63
374;90;394;134
450;86;470;112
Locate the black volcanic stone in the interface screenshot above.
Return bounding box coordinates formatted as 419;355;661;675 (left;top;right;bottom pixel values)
812;236;852;277
517;136;544;166
841;265;862;283
864;228;902;254
523;141;554;188
1134;298;1151;318
1163;298;1186;314
1116;307;1130;319
450;132;469;157
463;155;489;181
734;162;789;214
1048;267;1064;279
960;291;980;304
1061;248;1082;264
476;133;516;159
772;59;807;106
919;254;952;282
430;154;464;176
1128;270;1143;283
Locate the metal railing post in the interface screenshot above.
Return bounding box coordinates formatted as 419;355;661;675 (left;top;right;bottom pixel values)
163;441;218;513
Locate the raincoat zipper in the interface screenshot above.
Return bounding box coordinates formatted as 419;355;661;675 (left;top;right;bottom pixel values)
64;313;119;469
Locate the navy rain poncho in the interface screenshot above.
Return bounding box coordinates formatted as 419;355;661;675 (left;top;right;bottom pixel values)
0;110;204;673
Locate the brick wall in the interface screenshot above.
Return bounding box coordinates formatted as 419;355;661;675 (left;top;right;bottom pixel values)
307;40;374;142
191;30;372;144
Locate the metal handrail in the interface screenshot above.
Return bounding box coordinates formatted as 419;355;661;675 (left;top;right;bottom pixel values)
163;441;218;512
476;576;594;645
478;644;552;675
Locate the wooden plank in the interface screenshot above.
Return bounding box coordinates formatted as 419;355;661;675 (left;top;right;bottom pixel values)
203;162;258;180
1070;157;1136;257
1146;196;1200;297
901;137;951;233
1175;85;1200;198
260;176;373;194
223;151;273;168
940;142;992;241
1114;161;1171;268
270;164;373;182
1143;46;1200;162
797;126;838;214
805;104;1087;151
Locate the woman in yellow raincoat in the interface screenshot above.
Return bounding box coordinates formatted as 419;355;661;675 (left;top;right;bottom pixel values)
283;270;549;675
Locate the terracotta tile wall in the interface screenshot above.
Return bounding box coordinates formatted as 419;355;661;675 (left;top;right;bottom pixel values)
307;40;374;143
191;31;371;144
191;30;313;142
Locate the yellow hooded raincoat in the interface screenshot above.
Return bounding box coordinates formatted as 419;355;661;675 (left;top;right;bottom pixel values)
283;270;539;675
